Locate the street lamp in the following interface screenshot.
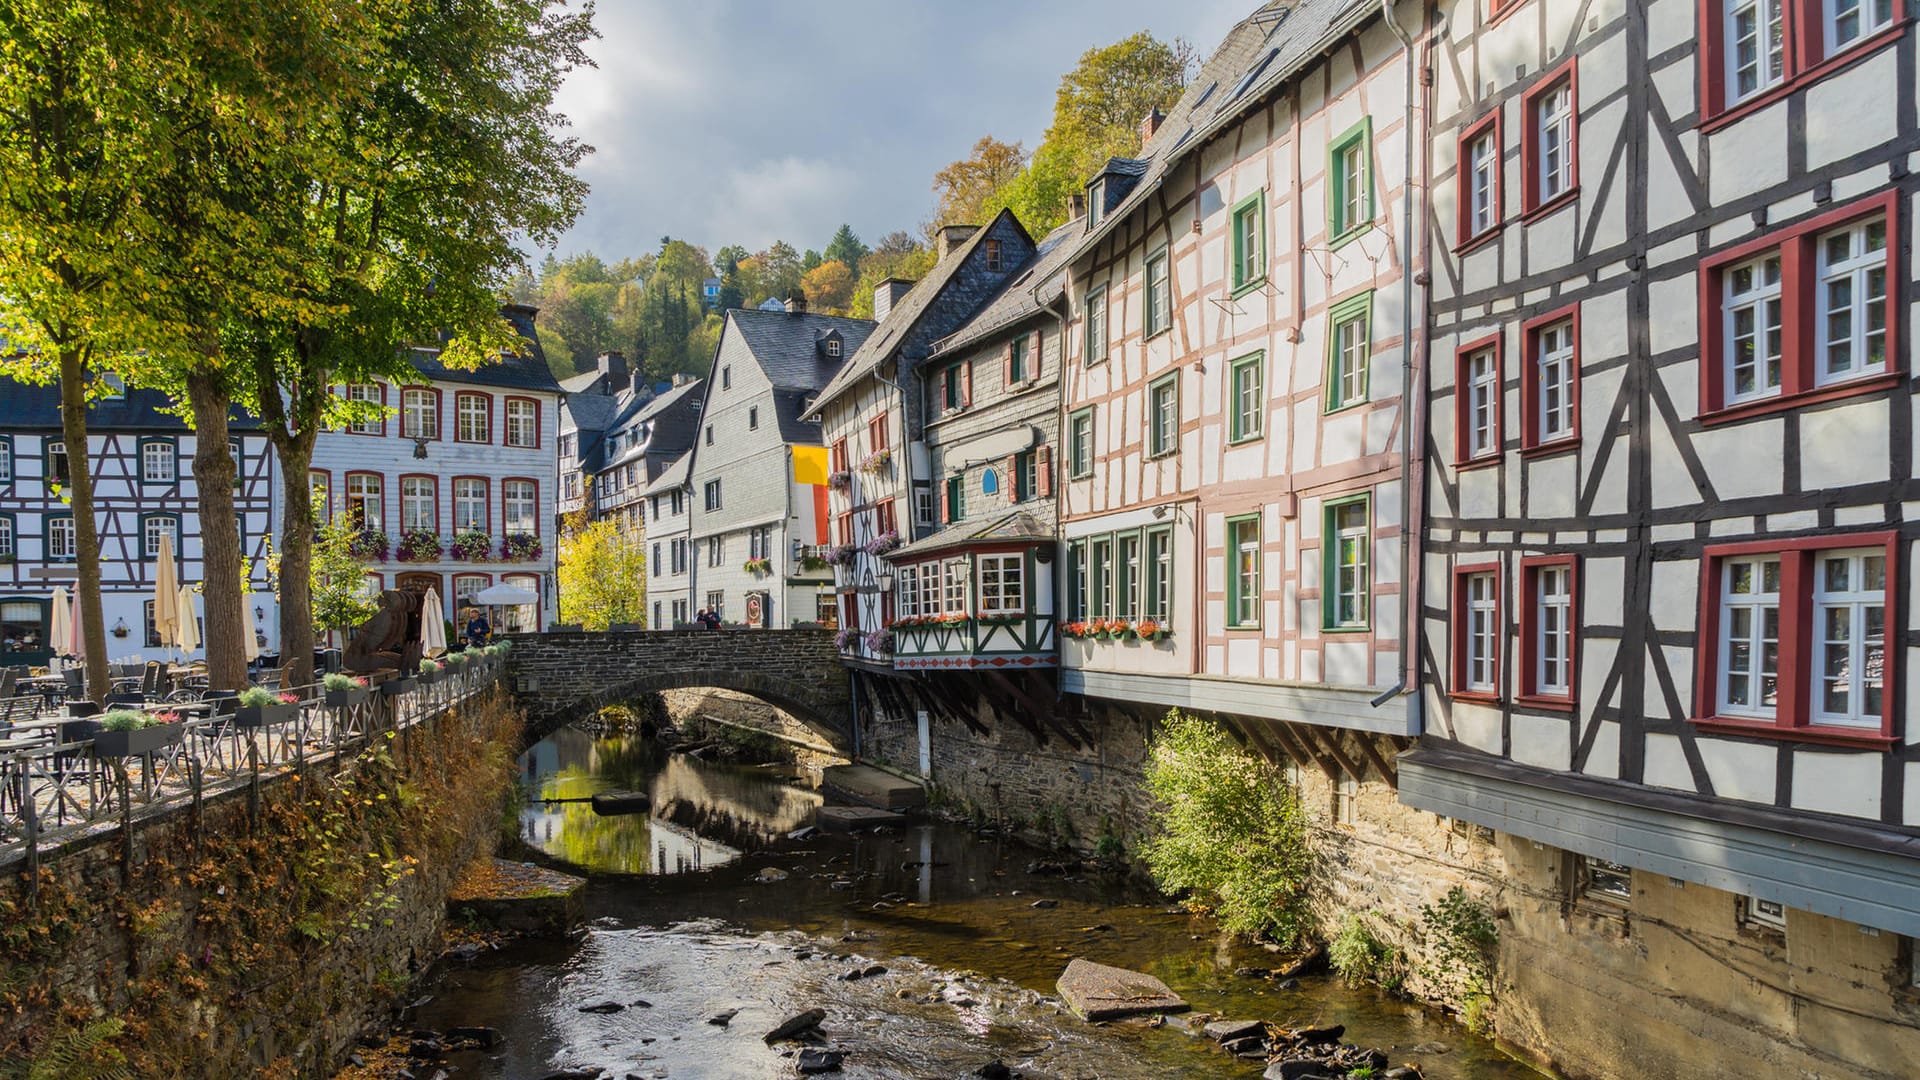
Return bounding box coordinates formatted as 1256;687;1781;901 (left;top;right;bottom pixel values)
876;570;895;593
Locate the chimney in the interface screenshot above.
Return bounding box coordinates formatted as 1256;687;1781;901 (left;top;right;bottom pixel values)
1139;106;1166;150
671;372;690;387
873;278;914;323
784;291;808;314
1069;192;1087;220
595;351;629;392
937;224;979;260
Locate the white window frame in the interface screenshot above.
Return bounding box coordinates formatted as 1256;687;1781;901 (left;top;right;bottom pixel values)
505;399;538;448
1465;571;1499;693
346;473;383;530
1812;548;1886;728
1723;253;1785;404
1468;130;1498;236
346;383;383;434
1467;347;1499;457
400;477;435;532
456;393;490;442
1537;320;1577;441
453;478;486;532
47;516;75;561
1718;555;1782;719
503;480;537;534
0;517;13;557
46;440;67;484
1084;285;1108;365
1339;140;1367;231
1229;517;1260;628
1330;501;1370;629
1333;314;1368;409
1149;377;1178;456
1536;565;1573;696
402;389;438;440
1145;527;1172;621
978;553;1026;617
1145;249;1170;336
1537;81;1575;202
141;440;175;483
1727;0;1786;103
143;515;179;559
897;566;919;619
919;560;941;616
1089;536;1113;618
1823;0;1892;55
943;559;967;615
1814;219;1888;385
1115;533;1142;619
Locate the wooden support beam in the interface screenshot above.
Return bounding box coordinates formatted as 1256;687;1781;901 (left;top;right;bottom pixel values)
1352;731;1399;789
1256;720;1312;768
1275;720;1341;781
1290;722;1364;781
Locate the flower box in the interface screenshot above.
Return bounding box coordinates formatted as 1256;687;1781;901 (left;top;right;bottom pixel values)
450;531;492;561
350;530;390;562
396;530;443;562
827;471;852;491
325;686;370;708
743;558;772;575
92;723;184;757
500;533;543;561
380;677;416;697
235;702;299;728
417;668;441;685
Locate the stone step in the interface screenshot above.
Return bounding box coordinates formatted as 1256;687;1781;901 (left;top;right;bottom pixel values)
815;805;909;831
820;763;927;810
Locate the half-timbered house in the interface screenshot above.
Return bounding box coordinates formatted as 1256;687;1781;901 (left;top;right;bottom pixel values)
1407;0;1920;1071
309;304;560;633
0;376;277;666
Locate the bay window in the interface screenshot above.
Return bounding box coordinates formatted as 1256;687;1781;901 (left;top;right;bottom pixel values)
943;559;967;615
1698;534;1895;740
897;566;919;619
978;554;1026;617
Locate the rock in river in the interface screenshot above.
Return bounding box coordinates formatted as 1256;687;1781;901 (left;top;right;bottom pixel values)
707;1008;739;1026
1055;958;1189;1022
1204;1019;1265;1043
764;1008;826;1043
577;1001;624;1014
796;1047;845;1073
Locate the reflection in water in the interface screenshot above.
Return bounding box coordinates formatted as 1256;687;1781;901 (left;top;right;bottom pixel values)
517;728;820;875
418;727;1543;1079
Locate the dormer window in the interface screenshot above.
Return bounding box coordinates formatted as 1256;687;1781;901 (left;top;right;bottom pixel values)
1088;180;1104;228
984;239;1004;272
826;338;841;358
820;330;843;359
98;372;125;400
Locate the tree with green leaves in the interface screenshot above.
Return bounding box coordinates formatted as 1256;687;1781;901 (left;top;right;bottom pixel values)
931;136;1027;229
557;517;647;630
823;225;869;273
310;512;378;640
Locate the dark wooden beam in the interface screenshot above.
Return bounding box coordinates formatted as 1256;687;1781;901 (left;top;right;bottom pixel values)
1289;722;1363;781
1257;720;1312;768
1352;731;1399;789
1273;720;1341;781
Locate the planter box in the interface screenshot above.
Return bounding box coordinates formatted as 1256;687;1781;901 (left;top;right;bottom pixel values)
235;702;299;728
416;669;441;685
324;686;370;708
92;723;185;757
61;718;104;744
380;677;416;697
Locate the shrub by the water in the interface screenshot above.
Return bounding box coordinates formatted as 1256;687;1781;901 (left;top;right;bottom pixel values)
1141;710;1313;944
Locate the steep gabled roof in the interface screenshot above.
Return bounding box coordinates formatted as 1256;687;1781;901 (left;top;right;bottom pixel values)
407;304;563;393
810;207;1033;413
727;308;875;392
563;392;619;434
642;451;693;495
0;380;259;431
927;217;1082;358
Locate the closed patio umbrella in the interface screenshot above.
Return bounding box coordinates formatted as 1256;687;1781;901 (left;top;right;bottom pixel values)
67;585;85;664
153;538;179;656
174;585;200;655
49;586;70;669
421;588;447;657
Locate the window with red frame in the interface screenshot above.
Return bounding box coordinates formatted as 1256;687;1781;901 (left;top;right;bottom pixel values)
1452;566;1502;698
875;498;897;537
1696;533;1895;739
1489;0;1527;21
1699;194;1897;416
1455;338;1502;464
868;412;890;454
1521;306;1579;450
1521;62;1577;215
1703;0;1903;120
345;384;384;435
830;438;848;474
1519;557;1578;704
505;398;539;448
1458;112;1502;244
455;392;490;443
836;511;853;546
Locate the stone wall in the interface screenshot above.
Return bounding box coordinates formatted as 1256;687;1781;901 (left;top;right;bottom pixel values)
661;687;842;768
0;690;522;1079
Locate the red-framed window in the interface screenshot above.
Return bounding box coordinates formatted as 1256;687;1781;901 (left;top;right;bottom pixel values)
344;383;386;436
399;474;438;533
1454;335;1503;466
501;572;542;632
504;396;540;448
1521;304;1580;452
1694;531;1898;745
452;572;491;608
830;438;849;474
875;498;898;537
1697;191;1899;421
1518;555;1579;710
502;477;538;535
836;511;854;547
400;387;440;441
455;391;492;444
1489;0;1529;25
1457;110;1503;247
344;471;383;530
1520;58;1578;218
452;476;490;533
1698;0;1907;126
1451;563;1503;702
308;469;332;521
868;411;890;454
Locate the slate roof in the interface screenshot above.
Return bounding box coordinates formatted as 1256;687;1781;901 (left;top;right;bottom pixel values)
927;217;1083;358
641;451;692;496
1069;0;1379;260
889;510;1052;560
559;368;608;395
0;380;259;431
563;392;619;434
717;308;875;444
809;207;1030;413
407;304;562;393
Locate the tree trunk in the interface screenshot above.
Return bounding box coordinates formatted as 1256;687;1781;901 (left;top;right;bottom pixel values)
275;431;318;687
57;348;109;703
185;370;247;690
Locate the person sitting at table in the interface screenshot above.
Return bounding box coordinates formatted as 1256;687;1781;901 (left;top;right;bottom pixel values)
464;608;490;648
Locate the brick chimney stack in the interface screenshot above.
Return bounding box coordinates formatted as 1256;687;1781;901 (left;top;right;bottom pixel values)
1140;106;1166;150
937;224;980;260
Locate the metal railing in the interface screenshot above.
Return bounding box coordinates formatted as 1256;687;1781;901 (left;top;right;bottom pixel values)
0;657;509;873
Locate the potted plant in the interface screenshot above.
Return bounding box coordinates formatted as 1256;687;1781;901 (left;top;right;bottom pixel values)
500;533;543;561
235;687;301;728
862;628;894;655
832;627;857;651
349;528;390;562
380;673;416;697
743;557;772;575
826;544;858;568
862;530;902;556
418;658;443;684
92;709;185;757
450;530;492;561
396;530;442;562
859;448;893;475
323;672;370;707
1109;618;1135;640
799;552;830;573
827;470;852;491
1135;619;1170;642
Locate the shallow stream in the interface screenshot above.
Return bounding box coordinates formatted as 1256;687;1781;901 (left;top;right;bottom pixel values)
409;727;1540;1078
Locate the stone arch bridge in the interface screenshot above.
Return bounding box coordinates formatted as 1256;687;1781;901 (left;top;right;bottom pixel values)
506;629;849;745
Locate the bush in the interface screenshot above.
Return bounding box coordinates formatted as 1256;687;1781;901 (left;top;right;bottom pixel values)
1329;912;1401;989
236;687;277;709
99;710;148;732
1420;885;1498;1019
1141;710;1314;944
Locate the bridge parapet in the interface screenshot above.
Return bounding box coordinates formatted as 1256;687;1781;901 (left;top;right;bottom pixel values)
506;628;850;745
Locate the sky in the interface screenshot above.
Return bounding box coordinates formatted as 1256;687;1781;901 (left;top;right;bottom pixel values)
544;0;1251;262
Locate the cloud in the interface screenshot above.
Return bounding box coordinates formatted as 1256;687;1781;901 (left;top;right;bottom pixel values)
542;0;1256;261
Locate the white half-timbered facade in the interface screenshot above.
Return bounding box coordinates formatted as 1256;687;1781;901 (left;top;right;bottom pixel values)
308;304;560;632
1058;0;1425;749
1406;0;1920;1069
0;377;277;666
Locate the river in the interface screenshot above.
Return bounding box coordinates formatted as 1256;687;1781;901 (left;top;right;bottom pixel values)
408;727;1541;1078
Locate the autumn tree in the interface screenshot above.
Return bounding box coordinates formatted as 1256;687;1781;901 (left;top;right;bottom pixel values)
557;518;648;630
847;232;936;319
801;261;856;315
931;136;1027;229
